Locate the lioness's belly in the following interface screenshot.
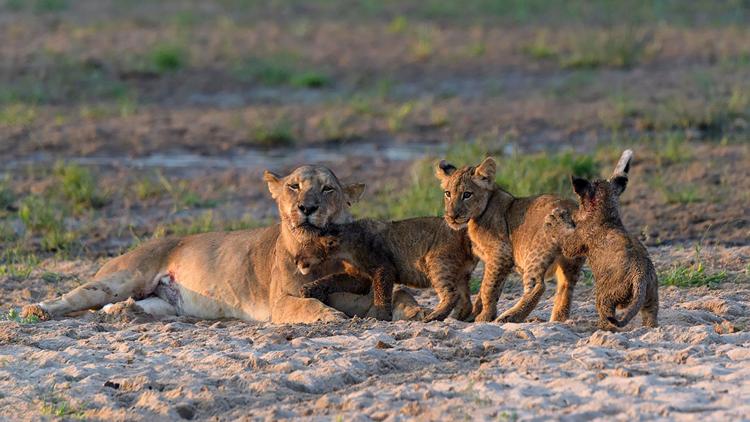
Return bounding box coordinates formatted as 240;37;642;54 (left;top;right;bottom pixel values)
154;272;269;321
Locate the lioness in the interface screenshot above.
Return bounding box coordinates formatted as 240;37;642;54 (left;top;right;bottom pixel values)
545;150;659;330
295;218;478;322
435;157;585;323
21;165;399;323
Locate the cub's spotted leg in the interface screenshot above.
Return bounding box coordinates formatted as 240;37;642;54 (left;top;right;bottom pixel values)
423;256;463;322
496;215;563;323
641;281;659;328
474;241;514;322
550;257;585;322
451;271;473;321
21;270;156;320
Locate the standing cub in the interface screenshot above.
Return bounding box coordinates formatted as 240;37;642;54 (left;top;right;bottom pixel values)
545;150;658;330
295;217;477;322
435;157;585;322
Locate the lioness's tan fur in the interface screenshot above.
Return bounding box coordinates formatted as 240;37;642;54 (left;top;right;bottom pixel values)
435;157;585;322
21;165;405;324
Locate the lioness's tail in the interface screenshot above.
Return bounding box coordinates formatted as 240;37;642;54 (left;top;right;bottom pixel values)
606;275;647;328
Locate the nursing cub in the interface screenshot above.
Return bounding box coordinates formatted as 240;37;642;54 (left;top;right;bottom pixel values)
294;217;477;322
545;150;659;330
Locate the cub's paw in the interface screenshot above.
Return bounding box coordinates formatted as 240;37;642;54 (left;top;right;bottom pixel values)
544;207;570;227
300;284;326;300
474;310;497;323
20;304;51;321
366;306;393;321
423;309;450;323
496;312;526;323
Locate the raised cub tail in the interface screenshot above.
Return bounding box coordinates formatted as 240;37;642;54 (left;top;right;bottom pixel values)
606;275;647;328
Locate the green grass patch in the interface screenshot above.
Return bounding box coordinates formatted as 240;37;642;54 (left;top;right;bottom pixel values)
235;54;331;88
355;141;599;220
2;308;41;324
252;119;296;147
660;263;727;288
0;103;37;127
149;44;187;73
469;277;482;295
53;162;107;210
152;211;265;238
18;196;75;251
0;247;40;280
39;393;85;419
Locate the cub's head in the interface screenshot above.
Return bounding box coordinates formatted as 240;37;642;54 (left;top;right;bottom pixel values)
434;157;497;230
294;235;340;275
571;150;632;223
264;165;365;236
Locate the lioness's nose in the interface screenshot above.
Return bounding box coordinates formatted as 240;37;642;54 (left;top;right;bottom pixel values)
298;204;318;216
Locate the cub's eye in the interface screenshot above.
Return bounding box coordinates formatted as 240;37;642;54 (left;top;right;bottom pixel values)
444;191;451;198
322;186;334;193
462;192;473;199
288;183;300;191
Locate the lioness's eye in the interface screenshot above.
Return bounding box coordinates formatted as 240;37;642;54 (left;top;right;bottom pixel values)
322;186;334;193
444;191;451;198
463;192;473;199
288;183;300;191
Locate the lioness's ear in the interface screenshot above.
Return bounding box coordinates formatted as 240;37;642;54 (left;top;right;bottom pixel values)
471;157;496;189
343;183;365;205
571;175;592;199
610;175;628;196
263;170;283;199
434;160;457;181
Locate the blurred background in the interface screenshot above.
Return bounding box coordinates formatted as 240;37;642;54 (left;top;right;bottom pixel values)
0;0;748;266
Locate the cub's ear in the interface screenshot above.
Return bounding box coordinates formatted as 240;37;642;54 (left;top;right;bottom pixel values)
263;170;283;199
571;175;592;199
434;160;457;181
343;183;365;205
610;175;628;196
471;157;496;189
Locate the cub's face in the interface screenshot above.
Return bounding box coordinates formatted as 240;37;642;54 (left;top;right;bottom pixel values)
571;176;628;223
264;165;365;234
294;235;340;275
434;157;497;230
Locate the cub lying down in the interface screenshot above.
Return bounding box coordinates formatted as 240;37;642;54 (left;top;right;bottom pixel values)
295;227;397;321
545;150;659;330
294;217;477;322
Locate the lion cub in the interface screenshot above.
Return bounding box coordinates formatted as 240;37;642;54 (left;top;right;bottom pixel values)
544;151;659;330
435;157;585;322
295;226;397;321
295;217;477;322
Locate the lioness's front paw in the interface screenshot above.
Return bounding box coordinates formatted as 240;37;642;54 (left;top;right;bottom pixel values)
20;304;51;321
317;308;348;323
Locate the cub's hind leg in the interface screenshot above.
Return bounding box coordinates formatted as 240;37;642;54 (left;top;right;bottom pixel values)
497;229;559;323
451;270;473;321
641;280;659;328
550;256;585;322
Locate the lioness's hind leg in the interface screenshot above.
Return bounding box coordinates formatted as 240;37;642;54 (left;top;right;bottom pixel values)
22;270;155;320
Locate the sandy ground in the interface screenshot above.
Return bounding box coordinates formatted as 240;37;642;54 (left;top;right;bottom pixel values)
1;247;748;421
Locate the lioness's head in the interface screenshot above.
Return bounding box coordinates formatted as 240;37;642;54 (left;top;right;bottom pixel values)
264;165;365;236
434;157;497;230
570;150;632;224
294;235;340;275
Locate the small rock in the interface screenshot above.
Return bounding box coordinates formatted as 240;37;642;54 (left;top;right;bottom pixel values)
375;340;393;349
